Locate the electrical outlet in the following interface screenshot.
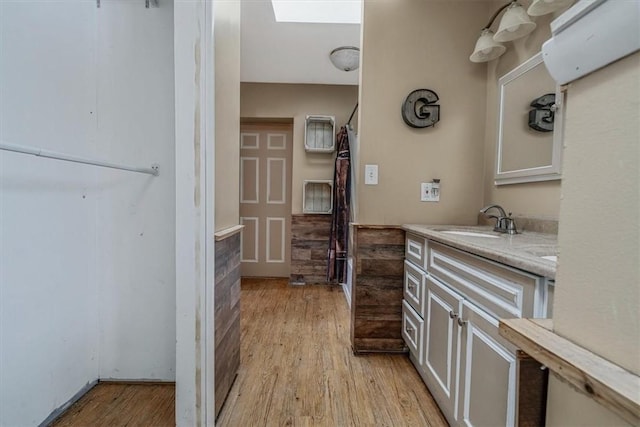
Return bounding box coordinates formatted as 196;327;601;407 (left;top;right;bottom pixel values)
421;182;439;202
421;183;432;201
365;164;378;185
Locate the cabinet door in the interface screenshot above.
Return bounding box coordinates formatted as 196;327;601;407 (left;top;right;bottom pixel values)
423;276;463;425
457;300;518;427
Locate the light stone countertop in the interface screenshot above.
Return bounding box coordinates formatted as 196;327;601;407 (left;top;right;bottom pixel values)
402;224;558;279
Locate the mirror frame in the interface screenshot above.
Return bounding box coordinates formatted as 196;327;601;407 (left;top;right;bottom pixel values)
495;52;563;185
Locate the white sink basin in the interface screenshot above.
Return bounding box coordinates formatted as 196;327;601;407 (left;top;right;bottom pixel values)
441;230;500;239
541;255;557;262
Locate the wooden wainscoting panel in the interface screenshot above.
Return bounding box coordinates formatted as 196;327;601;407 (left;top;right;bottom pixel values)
214;232;242;417
351;226;406;353
290;214;332;284
517;351;549;427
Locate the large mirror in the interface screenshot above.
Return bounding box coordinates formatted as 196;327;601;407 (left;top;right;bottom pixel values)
495;52;563;185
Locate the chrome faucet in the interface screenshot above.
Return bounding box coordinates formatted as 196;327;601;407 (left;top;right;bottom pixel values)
480;204;518;235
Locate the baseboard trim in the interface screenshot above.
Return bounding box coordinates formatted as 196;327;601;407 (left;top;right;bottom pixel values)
39;379;98;427
215;372;239;421
98;379;176;385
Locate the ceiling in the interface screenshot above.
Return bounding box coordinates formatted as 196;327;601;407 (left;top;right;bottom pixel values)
240;0;361;86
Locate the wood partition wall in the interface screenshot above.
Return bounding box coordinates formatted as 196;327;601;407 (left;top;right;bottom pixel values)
290;214;332;285
214;229;242;418
350;225;406;354
290;219;407;354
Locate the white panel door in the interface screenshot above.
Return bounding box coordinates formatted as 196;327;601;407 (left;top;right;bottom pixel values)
240;123;292;277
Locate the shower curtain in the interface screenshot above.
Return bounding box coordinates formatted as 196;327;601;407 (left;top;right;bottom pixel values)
327;125;351;284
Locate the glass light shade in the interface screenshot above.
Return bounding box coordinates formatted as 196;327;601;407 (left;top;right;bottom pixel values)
329;46;360;72
470;29;507;63
527;0;574;16
493;2;537;42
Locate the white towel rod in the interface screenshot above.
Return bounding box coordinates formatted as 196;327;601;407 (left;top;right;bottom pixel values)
0;141;159;177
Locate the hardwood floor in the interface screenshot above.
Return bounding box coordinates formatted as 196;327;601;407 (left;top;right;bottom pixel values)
216;278;447;426
49;382;174;427
50;278;446;426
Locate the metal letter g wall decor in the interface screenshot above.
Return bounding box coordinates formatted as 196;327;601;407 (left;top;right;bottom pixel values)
401;89;440;128
528;93;555;132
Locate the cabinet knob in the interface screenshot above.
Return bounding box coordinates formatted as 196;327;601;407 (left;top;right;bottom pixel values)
406;326;414;333
457;317;468;327
449;310;458;319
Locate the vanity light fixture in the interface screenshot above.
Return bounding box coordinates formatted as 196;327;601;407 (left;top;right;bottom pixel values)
329;46;360;72
494;2;537;42
470;1;536;63
470;29;507;63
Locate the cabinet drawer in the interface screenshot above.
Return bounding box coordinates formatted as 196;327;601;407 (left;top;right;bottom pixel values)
404;260;426;316
406;233;428;270
427;242;540;319
402;300;424;364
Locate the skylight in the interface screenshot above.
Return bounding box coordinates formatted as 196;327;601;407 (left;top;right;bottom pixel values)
271;0;362;24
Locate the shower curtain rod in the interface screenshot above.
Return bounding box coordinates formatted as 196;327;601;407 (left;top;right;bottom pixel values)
0;141;159;176
347;103;358;126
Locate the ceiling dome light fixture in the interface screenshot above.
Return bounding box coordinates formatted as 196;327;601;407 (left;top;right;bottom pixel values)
470;1;539;63
329;46;360;72
527;0;574;16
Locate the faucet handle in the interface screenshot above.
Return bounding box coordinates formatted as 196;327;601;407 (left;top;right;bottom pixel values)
505;213;518;235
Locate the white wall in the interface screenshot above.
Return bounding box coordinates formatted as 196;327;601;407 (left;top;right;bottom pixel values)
174;0;216;424
0;1;175;425
214;0;241;232
94;0;176;381
546;51;639;426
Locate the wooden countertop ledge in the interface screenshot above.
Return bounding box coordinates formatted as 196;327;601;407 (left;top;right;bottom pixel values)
214;225;244;241
499;318;640;426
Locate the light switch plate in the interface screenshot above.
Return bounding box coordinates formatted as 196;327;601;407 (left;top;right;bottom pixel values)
365;164;378;185
421;182;439;202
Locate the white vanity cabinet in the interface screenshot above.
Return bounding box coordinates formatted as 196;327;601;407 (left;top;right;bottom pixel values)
402;233;550;427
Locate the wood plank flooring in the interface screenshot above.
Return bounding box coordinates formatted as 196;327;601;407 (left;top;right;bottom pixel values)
49;382;174;427
216;278;447;426
50;278;447;426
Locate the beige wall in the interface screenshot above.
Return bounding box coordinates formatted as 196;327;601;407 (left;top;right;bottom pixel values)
546;52;640;426
214;0;241;232
240;83;358;214
356;0;489;225
482;6;562;219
